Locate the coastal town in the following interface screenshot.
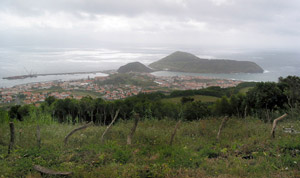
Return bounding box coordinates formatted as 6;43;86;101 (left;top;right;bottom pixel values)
0;73;242;106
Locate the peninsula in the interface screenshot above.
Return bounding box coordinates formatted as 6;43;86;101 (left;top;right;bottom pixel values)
149;51;264;73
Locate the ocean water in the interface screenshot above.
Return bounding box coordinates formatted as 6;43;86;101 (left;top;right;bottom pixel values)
1;47;300;88
0;73;108;88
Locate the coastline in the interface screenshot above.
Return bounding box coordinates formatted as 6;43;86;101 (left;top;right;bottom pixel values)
0;72;110;88
2;70;115;80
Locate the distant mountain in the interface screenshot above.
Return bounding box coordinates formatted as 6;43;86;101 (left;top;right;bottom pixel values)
149;51;264;73
117;62;153;73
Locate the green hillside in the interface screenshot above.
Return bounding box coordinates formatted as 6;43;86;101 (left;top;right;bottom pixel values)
149;51;264;73
162;95;219;103
118;62;153;73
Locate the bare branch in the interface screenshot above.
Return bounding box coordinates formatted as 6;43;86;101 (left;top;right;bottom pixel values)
217;116;229;141
127;113;140;145
271;113;288;138
101;109;120;142
36;125;41;149
169;120;182;146
8;122;15;154
64;122;93;145
34;165;72;176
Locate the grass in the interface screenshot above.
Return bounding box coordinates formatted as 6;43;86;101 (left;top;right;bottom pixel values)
71;90;103;98
162;95;219;104
239;87;253;94
0;118;300;177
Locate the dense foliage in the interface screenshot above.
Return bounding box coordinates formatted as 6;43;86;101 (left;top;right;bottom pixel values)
4;76;300;124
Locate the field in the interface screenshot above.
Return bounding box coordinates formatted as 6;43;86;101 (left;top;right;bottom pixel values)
239;87;253;94
1;117;300;177
162;95;219;103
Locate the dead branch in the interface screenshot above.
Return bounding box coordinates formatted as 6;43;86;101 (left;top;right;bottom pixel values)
244;105;248;118
217;116;229;141
8;122;15;154
33;165;72;176
127;113;140;145
169;120;182;146
64;122;93;145
101;109;120;142
36;125;41;149
271;113;288;138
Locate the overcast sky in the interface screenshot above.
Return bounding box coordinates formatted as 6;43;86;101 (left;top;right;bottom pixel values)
1;0;300;51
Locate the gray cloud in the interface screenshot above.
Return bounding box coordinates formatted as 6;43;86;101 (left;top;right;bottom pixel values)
0;0;300;50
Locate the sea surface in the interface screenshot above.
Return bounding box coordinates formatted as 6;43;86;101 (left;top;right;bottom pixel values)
1;47;300;88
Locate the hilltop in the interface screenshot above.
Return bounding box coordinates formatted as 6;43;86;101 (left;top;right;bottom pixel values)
149;51;264;73
117;62;153;73
1;76;300;177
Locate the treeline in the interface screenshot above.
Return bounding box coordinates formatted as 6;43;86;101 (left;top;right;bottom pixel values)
169;82;257;98
3;76;300;124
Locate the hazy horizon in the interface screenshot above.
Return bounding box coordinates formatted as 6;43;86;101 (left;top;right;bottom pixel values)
1;46;300;88
1;46;300;76
1;0;300;87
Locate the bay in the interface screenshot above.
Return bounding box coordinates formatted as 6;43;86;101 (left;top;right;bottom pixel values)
1;47;300;88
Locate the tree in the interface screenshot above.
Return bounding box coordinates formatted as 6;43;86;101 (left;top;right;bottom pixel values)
181;96;194;105
45;96;56;106
214;96;231;116
0;108;9;123
94;98;107;124
8;105;31;121
229;93;246;117
278;76;300;119
79;96;94;122
17;105;31;121
69;99;79;123
9;105;21;120
53;100;67;122
183;101;210;121
246;82;286;121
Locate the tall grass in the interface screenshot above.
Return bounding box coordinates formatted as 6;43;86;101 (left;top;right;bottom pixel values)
0;117;300;177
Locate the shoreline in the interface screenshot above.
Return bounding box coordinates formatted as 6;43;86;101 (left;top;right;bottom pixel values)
2;70;115;80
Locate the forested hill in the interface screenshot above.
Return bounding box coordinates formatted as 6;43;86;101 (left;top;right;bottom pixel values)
118;62;153;73
149;51;264;73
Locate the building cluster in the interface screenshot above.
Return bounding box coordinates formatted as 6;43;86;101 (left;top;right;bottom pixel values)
0;80;89;105
22;91;78;105
102;85;142;100
154;76;242;90
0;88;19;104
0;73;242;105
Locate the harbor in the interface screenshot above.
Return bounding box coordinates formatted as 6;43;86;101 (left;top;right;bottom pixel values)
2;70;114;80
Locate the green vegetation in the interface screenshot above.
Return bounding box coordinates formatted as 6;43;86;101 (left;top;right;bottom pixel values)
0;118;300;177
71;90;103;98
239;87;253;94
117;62;153;73
149;51;264;73
162;95;219;103
95;73;157;87
1;76;300;177
4;76;300;124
